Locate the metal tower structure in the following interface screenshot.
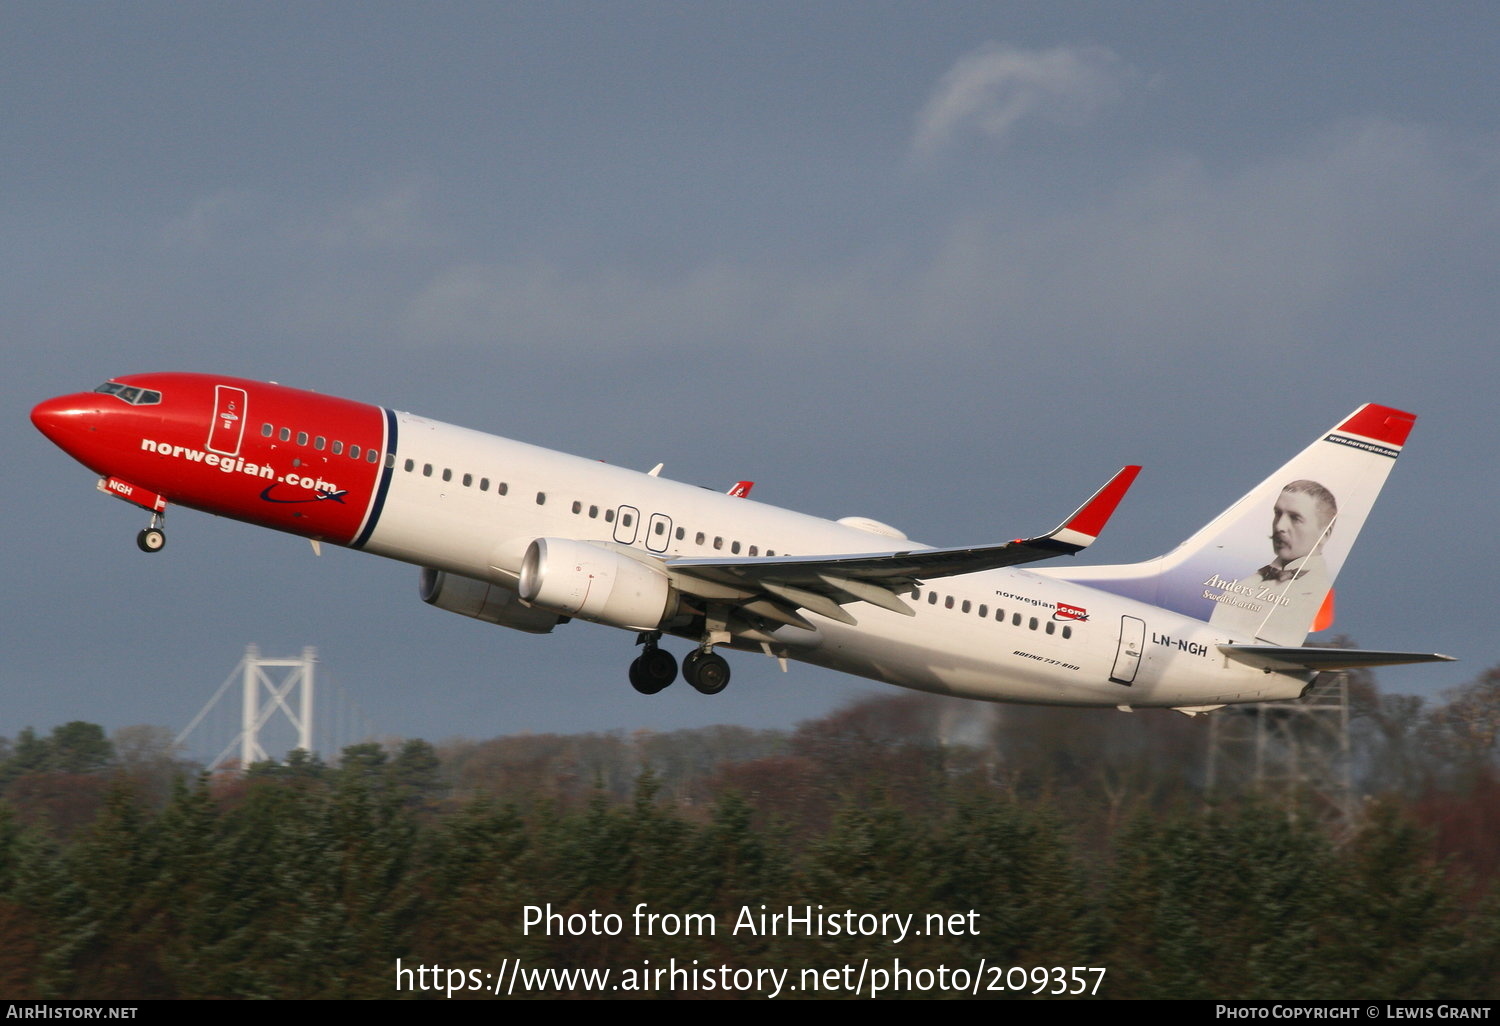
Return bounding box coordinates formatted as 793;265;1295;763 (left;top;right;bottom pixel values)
1206;672;1355;830
177;644;320;771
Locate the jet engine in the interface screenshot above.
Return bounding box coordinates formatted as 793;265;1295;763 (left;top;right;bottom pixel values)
518;537;677;630
419;568;564;634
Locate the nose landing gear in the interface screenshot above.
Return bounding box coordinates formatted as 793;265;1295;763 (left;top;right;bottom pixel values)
136;511;166;553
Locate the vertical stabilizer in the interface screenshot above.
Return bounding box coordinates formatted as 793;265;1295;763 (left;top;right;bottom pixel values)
1045;405;1415;645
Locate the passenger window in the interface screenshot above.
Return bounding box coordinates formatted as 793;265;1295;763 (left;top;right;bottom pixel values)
296;432;308;446
1029;617;1038;630
1012;613;1022;626
978;604;987;618
536;492;546;505
278;427;291;442
497;482;508;496
654;521;665;535
314;436;326;450
748;545;758;556
1045;621;1055;635
350;445;361;460
589;505;599;518
442;469;452;482
480;477;489;490
622;511;633;527
731;541;741;554
1062;625;1072;639
961;600;971;613
463;473;473;487
404;459;415;472
604;509;613;522
332;441;343;455
713;537;723;550
676;527;685;540
385;454;395;469
261;423;273;437
928;593;938;605
423;464;433;477
695;532;705;545
367;449;379;463
944;596;954;609
571;500;582;514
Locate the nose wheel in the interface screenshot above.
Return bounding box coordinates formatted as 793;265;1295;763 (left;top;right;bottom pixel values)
136;512;166;553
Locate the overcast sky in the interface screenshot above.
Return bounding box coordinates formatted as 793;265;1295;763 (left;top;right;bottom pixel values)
8;3;1498;760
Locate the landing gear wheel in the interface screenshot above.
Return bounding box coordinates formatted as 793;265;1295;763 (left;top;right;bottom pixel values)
682;649;731;695
136;528;165;553
642;647;677;689
628;647;677;695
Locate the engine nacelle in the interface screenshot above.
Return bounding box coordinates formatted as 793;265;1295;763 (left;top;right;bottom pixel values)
518;538;677;631
419;568;563;634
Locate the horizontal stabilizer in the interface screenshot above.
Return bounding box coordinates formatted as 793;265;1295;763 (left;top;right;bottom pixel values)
1219;645;1455;674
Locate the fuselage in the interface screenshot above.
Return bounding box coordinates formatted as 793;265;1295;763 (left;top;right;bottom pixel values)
31;372;1306;709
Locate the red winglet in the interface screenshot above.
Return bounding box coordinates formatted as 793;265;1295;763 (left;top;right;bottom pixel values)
1064;466;1141;540
1337;404;1416;448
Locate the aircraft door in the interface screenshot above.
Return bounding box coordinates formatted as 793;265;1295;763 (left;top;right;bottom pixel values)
207;385;248;456
613;505;640;545
646;513;672;553
1109;615;1146;686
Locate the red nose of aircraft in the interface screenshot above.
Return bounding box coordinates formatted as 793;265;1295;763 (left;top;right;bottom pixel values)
32;393;86;443
30;393;110;465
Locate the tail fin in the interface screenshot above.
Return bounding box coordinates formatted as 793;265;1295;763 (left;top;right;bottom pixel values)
1047;404;1416;645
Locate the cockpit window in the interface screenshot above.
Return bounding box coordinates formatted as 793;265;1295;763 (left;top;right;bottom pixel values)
93;382;162;406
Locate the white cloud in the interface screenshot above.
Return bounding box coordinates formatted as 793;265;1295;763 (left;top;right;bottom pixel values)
910;42;1140;162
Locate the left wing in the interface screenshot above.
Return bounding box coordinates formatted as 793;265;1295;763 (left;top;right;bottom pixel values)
663;466;1140;630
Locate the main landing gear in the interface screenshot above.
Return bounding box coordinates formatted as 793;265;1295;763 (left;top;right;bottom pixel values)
136;512;166;553
629;634;678;695
682;649;731;695
628;633;732;696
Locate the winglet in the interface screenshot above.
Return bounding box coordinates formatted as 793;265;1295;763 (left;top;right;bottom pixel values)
727;480;754;498
1041;466;1141;552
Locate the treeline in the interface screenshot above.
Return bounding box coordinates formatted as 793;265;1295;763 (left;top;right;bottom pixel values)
0;670;1496;999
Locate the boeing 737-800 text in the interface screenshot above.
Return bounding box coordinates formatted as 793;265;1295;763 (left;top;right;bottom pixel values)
31;374;1449;712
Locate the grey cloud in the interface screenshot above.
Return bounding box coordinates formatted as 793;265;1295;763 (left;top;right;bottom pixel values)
398;119;1495;364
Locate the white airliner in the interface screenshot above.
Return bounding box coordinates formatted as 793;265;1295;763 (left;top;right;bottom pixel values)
31;375;1450;712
